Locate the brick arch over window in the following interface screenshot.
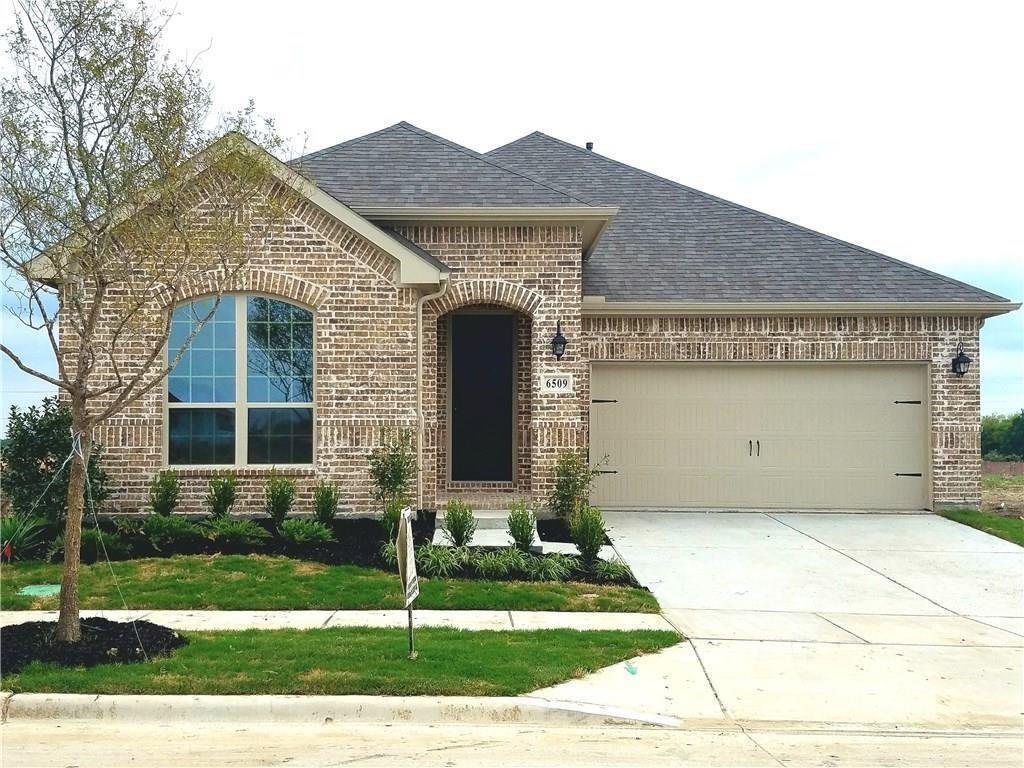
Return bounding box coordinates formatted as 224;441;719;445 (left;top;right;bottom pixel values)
156;268;331;312
431;279;544;318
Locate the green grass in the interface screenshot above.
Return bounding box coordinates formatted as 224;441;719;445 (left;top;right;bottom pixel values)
982;472;1024;490
0;555;659;613
2;627;679;695
940;508;1024;547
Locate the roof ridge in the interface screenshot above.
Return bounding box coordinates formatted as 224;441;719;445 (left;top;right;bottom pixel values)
496;132;1009;302
289;122;407;165
391;123;592;206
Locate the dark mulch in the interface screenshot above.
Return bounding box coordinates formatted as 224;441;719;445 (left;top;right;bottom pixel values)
537;518;611;546
1;618;187;675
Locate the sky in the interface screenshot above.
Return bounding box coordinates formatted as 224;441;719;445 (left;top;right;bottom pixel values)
1;0;1021;427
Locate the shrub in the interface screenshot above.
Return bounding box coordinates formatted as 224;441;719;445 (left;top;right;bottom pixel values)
506;500;536;552
0;515;47;561
141;514;204;554
278;518;335;551
524;553;573;582
1;397;110;522
548;449;603;520
415;543;461;578
982;411;1024;461
379;540;398;568
594;557;634;584
48;527;130;564
380;498;403;541
204;518;269;553
205;472;237;519
312;480;340;526
472;548;526;580
368;430;416;512
569;504;607;565
443;500;476;547
148;470;180;516
265;470;296;527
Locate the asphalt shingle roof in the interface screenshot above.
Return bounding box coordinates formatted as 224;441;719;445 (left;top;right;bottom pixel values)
486;132;1008;304
292;122;588;208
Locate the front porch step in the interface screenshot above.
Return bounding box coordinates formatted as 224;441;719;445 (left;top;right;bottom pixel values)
438;509;511;530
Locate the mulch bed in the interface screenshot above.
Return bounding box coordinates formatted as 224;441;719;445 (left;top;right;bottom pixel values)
537;518;611;546
1;618;187;675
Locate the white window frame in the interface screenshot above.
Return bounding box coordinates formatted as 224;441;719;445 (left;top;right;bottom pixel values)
163;292;316;469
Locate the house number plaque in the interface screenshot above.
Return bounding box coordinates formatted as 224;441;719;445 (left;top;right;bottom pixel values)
541;373;574;394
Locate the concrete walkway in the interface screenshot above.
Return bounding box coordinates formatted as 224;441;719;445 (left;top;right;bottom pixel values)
0;608;672;632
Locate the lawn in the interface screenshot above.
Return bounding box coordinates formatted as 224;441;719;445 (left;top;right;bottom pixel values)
0;555;659;613
940;508;1024;547
3;627;679;695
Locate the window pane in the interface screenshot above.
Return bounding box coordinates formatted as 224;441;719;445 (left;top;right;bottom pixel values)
247;408;313;464
168;408;235;465
246;297;313;404
168;296;236;403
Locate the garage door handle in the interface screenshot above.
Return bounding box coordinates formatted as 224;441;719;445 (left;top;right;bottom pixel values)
591;399;618;404
595;470;618;475
749;440;752;456
756;440;760;457
895;472;922;477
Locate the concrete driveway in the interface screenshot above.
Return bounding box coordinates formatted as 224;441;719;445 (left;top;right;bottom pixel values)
536;512;1024;735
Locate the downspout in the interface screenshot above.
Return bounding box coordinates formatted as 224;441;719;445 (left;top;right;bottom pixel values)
415;275;449;510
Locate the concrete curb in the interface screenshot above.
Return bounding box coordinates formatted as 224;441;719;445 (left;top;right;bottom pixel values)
0;692;682;728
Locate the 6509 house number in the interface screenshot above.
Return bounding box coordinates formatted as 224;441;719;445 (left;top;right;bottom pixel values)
541;373;574;394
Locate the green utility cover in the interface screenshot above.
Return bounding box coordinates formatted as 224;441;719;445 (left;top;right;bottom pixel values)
17;584;61;597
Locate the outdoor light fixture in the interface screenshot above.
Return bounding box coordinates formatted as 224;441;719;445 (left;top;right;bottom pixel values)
551;321;567;360
951;342;972;378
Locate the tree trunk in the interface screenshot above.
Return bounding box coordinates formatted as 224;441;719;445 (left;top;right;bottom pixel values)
55;399;91;643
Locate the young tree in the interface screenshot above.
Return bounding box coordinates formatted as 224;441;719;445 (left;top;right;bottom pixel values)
0;0;289;641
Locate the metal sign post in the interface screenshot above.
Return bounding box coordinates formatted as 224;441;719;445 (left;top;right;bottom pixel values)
395;507;420;659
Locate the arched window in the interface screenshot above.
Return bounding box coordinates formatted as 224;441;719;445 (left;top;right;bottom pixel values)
166;295;314;466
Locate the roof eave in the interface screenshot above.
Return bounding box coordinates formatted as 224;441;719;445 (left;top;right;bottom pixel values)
581;297;1022;319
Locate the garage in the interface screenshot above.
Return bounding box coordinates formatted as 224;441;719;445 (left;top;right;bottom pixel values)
589;362;930;511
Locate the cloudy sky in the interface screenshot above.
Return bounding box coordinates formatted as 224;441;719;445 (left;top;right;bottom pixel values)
1;0;1021;425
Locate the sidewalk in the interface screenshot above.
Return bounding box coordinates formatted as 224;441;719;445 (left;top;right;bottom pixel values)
0;608;673;632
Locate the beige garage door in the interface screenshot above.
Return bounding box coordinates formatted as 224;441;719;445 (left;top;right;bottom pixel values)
590;363;929;510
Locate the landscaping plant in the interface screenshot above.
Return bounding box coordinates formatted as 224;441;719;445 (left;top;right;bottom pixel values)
141;515;204;554
204;518;269;553
278;519;335;552
414;544;461;578
148;470;180;516
1;515;47;561
265;471;296;527
569;504;607;565
380;498;403;541
524;553;573;582
472;548;526;580
368;430;416;512
506;500;536;552
548;449;604;520
312;480;340;526
378;540;398;568
594;558;634;584
443;500;476;547
1;398;110;523
205;473;238;519
48;528;130;565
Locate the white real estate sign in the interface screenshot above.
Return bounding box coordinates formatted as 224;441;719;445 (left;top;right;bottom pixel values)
540;372;574;394
396;507;419;607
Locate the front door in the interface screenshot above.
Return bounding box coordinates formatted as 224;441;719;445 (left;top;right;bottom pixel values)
450;313;515;482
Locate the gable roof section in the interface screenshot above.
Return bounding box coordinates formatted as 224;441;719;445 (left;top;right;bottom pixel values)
487;132;1013;309
292;122;590;208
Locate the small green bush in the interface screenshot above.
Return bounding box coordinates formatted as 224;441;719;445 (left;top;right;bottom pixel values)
0;515;47;561
205;472;237;519
380;498;403;541
594;557;634;584
548;449;603;520
48;527;130;564
148;470;180;516
443;499;476;547
368;430;416;511
524;553;573;582
278;518;335;551
379;540;398;568
141;514;204;553
265;470;296;527
506;500;536;552
204;518;269;553
312;480;340;526
569;504;607;565
472;548;526;580
414;543;461;578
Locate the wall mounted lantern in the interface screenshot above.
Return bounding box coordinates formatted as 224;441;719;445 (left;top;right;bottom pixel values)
551;321;567;360
951;342;972;377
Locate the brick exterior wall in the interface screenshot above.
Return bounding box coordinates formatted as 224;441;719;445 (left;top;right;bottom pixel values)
580;314;983;508
80;185;984;515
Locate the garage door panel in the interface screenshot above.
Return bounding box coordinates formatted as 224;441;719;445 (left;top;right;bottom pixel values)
590;363;928;510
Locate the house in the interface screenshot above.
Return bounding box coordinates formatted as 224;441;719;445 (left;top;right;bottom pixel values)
90;122;1019;514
